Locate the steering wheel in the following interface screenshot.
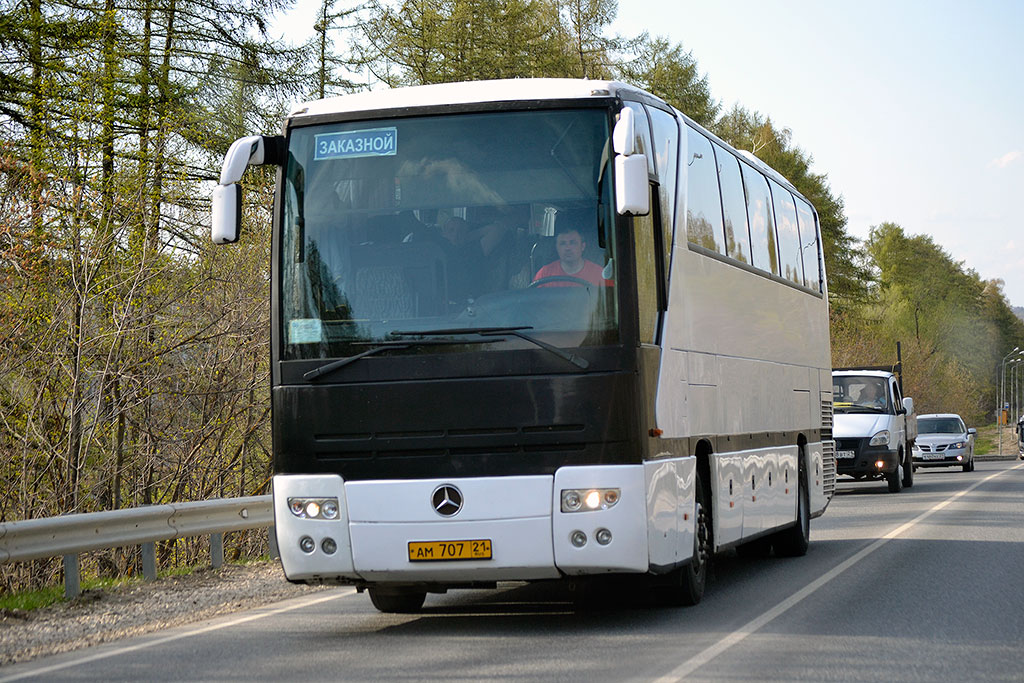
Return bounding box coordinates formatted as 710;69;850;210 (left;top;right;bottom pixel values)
528;276;594;289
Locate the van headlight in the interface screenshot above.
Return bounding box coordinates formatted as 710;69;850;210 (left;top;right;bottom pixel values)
869;430;890;446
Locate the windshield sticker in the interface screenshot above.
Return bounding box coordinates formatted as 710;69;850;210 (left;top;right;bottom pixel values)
314;127;398;160
289;318;324;344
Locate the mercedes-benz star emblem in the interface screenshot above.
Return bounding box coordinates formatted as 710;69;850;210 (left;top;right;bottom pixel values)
431;485;463;517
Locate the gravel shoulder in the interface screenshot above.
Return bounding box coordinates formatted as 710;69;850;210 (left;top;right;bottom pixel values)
0;561;328;666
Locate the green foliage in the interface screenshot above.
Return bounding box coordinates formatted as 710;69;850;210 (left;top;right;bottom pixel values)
828;222;1024;424
616;35;718;128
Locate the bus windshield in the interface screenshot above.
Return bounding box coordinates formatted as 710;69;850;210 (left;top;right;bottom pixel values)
280;108;619;361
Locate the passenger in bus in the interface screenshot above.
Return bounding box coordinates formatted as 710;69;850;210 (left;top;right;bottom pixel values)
532;226;613;288
437;216;508;301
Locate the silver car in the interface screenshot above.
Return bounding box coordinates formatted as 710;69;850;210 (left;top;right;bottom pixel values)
912;413;976;472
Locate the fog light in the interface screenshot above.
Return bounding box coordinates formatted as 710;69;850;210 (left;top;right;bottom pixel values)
570;530;587;547
956;455;963;461
299;536;315;553
604;490;619;505
562;490;582;512
304;501;321;518
595;528;612;545
321;537;337;554
322;500;339;519
290;499;305;516
875;460;885;469
584;490;601;509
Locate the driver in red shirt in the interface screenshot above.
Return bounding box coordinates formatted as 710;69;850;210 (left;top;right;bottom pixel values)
532;227;613;288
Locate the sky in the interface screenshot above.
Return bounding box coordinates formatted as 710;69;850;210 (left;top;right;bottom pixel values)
272;0;1024;306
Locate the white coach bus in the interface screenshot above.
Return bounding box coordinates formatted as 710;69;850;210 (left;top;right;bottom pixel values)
212;79;836;612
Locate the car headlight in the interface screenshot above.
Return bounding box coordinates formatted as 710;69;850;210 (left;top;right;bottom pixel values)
869;430;890;447
952;441;967;449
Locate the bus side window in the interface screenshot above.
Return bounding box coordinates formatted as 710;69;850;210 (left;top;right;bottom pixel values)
633;184;660;344
647;106;680;271
768;179;805;286
795;197;822;293
739;161;779;276
712;142;751;264
684;127;725;254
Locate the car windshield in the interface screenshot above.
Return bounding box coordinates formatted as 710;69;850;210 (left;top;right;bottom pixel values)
832;376;890;413
279;108;619;361
918;418;965;434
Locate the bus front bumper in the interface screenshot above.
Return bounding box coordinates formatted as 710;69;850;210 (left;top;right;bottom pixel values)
272;469;650;584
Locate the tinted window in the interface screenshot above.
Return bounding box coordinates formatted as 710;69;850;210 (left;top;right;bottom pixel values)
685;127;725;253
919;417;967;434
740;161;779;276
624;102;656;175
648;107;679;240
795;197;822;292
713;143;750;264
633;184;659;344
768;179;804;286
280;109;619;361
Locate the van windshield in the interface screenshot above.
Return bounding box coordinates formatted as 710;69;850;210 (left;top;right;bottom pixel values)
279;108;619;361
833;376;890;414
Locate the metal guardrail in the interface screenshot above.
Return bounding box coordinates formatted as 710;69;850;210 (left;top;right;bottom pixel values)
0;496;275;598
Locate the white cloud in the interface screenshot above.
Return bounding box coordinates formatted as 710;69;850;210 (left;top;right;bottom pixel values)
990;150;1022;168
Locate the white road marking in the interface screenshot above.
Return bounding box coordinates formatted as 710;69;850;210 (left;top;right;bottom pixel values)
1;589;357;682
651;463;1024;683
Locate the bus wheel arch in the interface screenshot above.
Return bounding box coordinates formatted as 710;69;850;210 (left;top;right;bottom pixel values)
773;440;810;557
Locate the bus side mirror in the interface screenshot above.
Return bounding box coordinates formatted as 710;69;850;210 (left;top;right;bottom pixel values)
211;135;285;244
612;108;649;216
212;184;242;244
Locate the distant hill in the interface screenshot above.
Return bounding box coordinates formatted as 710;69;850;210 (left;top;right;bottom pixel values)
1015;306;1024;323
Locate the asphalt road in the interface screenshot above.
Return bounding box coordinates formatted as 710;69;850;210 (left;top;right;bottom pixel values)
5;460;1024;682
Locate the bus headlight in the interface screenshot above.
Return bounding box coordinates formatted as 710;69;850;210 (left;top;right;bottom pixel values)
560;488;620;513
288;497;341;520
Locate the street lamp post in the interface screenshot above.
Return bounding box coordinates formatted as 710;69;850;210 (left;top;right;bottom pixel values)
999;347;1022;455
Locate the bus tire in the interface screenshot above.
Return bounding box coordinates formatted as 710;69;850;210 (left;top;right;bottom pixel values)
666;469;710;606
773;467;810;557
368;588;426;613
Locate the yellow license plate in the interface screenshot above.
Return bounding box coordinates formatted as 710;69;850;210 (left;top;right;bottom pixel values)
408;539;492;562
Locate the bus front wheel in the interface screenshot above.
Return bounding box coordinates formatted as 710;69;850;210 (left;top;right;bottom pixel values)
368;587;426;613
664;470;710;606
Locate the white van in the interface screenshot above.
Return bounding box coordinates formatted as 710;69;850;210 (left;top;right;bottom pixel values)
832;369;917;493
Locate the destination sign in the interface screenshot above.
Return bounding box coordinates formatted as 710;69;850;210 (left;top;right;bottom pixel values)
314;127;398;160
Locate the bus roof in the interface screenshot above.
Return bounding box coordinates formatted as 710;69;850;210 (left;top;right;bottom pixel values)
290;79;653;119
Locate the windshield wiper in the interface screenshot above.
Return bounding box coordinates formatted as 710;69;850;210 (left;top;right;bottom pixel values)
391;326;590;369
303;338;496;382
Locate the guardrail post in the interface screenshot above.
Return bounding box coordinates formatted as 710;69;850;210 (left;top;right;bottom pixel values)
142;541;157;581
210;532;224;569
268;527;279;560
63;554;81;599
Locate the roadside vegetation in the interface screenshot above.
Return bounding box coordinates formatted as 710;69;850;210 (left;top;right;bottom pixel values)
2;0;1023;595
